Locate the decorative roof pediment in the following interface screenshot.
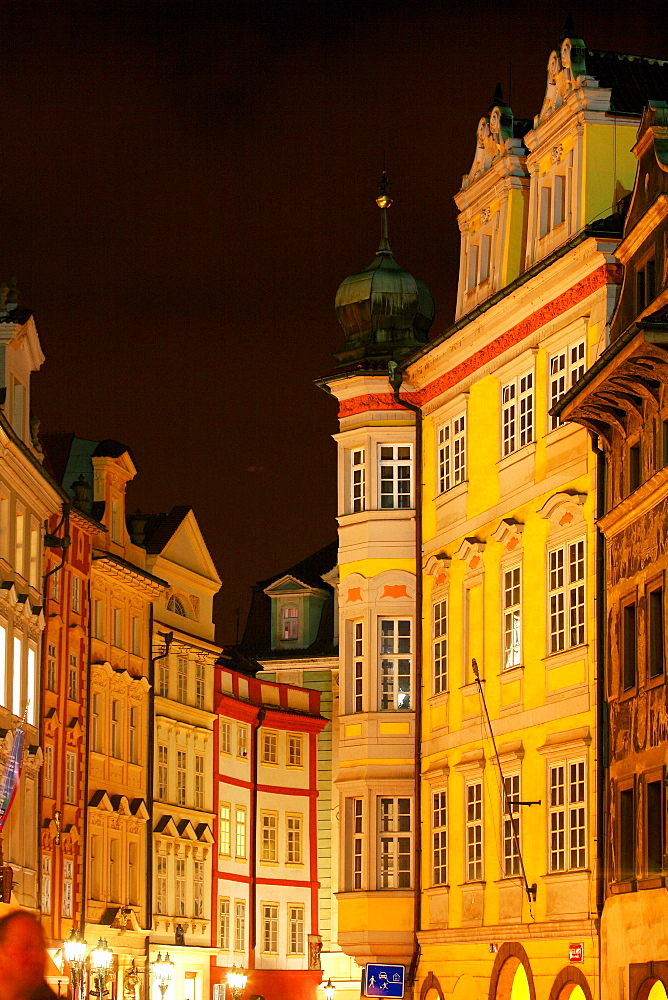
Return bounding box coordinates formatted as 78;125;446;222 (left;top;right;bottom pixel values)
264;574;328;599
538;491;586;527
110;794;131;815
195;822;214;843
537;33;590;126
88;789;113;811
455;537;486;570
492;518;524;552
154;815;179;837
425;553;451;585
462;85;528;191
176;819;198;841
0;582;18;606
129;798;149;819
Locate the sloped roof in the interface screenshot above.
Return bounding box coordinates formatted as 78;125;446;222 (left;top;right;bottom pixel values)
585;50;668;114
257;540;338;591
142;506;192;554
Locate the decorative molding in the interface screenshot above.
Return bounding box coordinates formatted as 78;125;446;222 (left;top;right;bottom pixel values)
492;518;524;551
455;537;486;570
425;554;451;582
538;491;587;525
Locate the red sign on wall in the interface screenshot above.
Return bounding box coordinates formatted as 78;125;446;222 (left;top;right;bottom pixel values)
569;943;584;963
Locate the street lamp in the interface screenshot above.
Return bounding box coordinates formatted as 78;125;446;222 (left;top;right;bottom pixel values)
90;938;113;998
63;928;87;1000
323;979;336;1000
227;966;247;1000
151;953;175;999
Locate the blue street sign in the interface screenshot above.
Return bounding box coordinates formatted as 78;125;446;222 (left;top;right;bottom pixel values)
364;964;405;998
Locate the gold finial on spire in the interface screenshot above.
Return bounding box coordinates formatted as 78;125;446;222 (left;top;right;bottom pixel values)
376;167;393;209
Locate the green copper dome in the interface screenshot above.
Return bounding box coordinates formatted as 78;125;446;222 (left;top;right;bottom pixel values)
334;189;435;367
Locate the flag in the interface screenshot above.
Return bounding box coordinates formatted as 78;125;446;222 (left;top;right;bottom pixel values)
0;727;25;831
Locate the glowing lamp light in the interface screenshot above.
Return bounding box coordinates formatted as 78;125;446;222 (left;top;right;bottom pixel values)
91;938;113;972
323;978;336;1000
152;952;175;998
63;927;87;966
227;965;248;1000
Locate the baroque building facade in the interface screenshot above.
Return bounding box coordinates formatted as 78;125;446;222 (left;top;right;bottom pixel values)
558;99;668;1000
318;28;668;1000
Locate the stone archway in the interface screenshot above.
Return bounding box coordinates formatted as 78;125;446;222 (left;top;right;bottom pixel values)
420;972;445;1000
488;943;537;1000
637;979;668;1000
547;966;594;1000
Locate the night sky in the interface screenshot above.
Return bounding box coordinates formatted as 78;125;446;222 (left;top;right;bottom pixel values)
1;0;666;642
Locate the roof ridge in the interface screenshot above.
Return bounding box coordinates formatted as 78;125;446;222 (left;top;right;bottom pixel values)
585;48;668;66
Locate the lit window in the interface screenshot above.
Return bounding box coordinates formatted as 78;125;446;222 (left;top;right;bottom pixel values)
353;621;363;712
29;519;39;589
219;804;231;855
235;807;246;858
12;635;21;717
438;414;466;493
193;860;204;917
352;799;363;890
548;540;585;652
378;445;412;509
282;607;299;641
466;781;483;881
502;372;534;456
26;647;36;725
15;507;24;576
433;600;447;694
379;619;411;711
168;594;188;617
351;449;365;512
157;745;168;800
549;341;585;429
379;797;411;889
502;566;522;669
432;790;447;885
549;760;586;871
175;858;185;916
237;726;248;759
156;856;167;914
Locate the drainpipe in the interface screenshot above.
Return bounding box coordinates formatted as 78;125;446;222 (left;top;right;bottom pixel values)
249;706;266;970
81;578;93;933
591;432;608;1000
148;629;172;933
389;362;423;987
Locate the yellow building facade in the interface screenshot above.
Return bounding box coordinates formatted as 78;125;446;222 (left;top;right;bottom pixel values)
319;29;668;1000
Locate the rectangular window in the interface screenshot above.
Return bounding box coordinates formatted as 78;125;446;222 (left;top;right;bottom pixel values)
378;444;412;509
177;657;188;703
12;635;21;716
438;414;466;493
157;745;168;800
647;779;663;875
354;621;363;712
282;606;299;640
128;842;138;905
553;174;566;228
540;185;552;237
379;797;412;889
41;856;51;914
234;900;246;953
62;860;73;917
71;575;81;614
93;599;104;640
351;448;365;513
620;785;635;880
433;599;448;694
156;856;167;914
220;803;231;855
0;624;6;708
111;700;121;758
432;790;447;885
466;781;483;881
637;257;657;312
467;244;479;290
194;753;204;809
91;693;101;753
109;838;120;902
113;608;123;648
68;653;78;701
90;836;101;900
288;734;302;767
131;616;141;656
649;586;665;679
379;619;411;711
193;860;204;917
50;568;60;603
288;904;305;954
237;725;248;759
177;750;187;806
175;858;186;916
0;494;9;560
43;744;53;798
158;661;169;698
220;721;231;755
503;774;521;876
550;341;586;429
262;904;278;953
46;642;57;692
286;814;303;864
549;759;586;872
236;806;247;858
623;601;637;691
479;234;491;283
15;507;24;576
353;799;363;890
261;813;278;863
196;662;205;709
65;751;76;804
548;540;585;653
219;899;231;950
26;647;35;726
29;519;39;589
262;731;278;765
502;372;533;456
129;706;138;764
503;566;522;669
629;441;641;493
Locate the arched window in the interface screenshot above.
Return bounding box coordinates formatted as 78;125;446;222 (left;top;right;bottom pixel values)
168;595;188;617
282;606;299;640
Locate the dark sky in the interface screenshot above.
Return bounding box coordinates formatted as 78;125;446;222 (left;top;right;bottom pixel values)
1;0;666;643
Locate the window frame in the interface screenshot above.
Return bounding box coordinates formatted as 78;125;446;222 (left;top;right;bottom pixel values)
433;598;448;695
465;780;483;882
547;757;587;873
351;448;366;513
379;618;412;712
437;412;467;494
502;772;521;877
260;811;278;864
547;538;586;654
502;563;522;670
501;370;534;457
378;444;413;510
432;788;447;886
378;796;412;889
549;339;586;430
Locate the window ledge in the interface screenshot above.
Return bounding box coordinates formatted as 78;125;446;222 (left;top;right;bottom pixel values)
541;869;590;883
542;644;588;667
338;507;415;525
499;665;524;683
610;880;636;894
429;690;450;706
435;480;468;504
458;880;486;889
497;442;536;473
425;884;450;895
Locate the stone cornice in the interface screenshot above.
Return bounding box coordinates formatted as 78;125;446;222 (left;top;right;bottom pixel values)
92;551;167;596
598;466;668;539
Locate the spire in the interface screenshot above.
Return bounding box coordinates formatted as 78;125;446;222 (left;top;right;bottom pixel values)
560;12;576;41
375;168;393;255
489;82;505;110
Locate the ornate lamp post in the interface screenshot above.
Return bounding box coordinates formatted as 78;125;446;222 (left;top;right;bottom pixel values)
63;928;87;1000
323;978;336;1000
226;966;247;1000
151;953;175;999
90;938;113;998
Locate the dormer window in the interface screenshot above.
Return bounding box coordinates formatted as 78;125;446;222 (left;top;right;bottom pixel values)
467;233;492;291
637;255;656;313
282;606;299;641
168;594;188;617
539;174;566;237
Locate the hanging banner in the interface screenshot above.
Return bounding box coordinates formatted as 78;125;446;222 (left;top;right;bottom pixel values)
0;727;25;831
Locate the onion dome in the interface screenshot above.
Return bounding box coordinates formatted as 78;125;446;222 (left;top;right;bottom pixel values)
334;174;435;367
